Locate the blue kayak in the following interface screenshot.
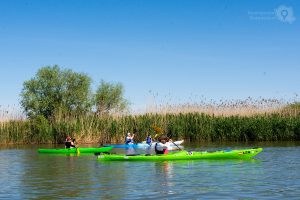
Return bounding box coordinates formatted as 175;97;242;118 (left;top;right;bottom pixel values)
104;144;138;148
104;140;184;150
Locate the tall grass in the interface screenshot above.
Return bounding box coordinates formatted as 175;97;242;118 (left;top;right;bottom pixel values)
142;97;285;116
0;100;300;144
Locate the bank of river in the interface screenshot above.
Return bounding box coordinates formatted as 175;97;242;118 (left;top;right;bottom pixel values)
0;142;299;199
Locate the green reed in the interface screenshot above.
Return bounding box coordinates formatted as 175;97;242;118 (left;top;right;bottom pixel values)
1;111;300;144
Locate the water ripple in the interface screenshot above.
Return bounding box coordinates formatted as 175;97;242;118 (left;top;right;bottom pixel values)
0;145;299;199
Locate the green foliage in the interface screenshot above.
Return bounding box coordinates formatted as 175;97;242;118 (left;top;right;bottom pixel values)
28;115;52;143
20;65;92;120
94;80;129;115
1;112;300;144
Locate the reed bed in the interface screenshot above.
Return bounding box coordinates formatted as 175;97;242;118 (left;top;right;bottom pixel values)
0;100;300;144
0;105;24;122
143;97;285;116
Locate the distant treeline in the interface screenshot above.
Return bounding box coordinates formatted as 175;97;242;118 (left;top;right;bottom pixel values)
1;112;300;144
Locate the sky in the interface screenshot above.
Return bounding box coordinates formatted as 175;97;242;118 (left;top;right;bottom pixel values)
0;0;299;112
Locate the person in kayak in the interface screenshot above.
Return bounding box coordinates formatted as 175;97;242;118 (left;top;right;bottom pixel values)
145;134;153;154
146;134;152;145
125;132;135;145
65;136;76;148
155;135;172;154
125;132;136;155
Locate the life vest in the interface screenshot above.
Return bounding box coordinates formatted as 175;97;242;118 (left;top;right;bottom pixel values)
65;141;72;148
125;137;133;144
65;141;75;148
155;143;168;154
146;136;152;144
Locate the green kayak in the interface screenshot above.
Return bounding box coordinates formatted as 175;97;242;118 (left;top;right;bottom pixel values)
97;148;263;161
38;146;113;154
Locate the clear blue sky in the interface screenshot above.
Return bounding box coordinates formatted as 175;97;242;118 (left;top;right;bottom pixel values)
0;0;299;111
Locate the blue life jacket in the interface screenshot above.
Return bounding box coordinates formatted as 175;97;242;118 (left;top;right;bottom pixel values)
146;136;152;144
125;137;133;144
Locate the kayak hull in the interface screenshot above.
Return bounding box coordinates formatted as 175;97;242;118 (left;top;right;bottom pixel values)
38;146;113;154
97;148;263;161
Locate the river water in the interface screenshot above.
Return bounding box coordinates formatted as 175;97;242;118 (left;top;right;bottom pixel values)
0;142;299;199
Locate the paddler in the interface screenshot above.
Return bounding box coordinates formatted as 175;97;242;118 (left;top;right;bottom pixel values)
145;134;153;154
146;134;152;145
65;136;76;148
125;132;136;155
155;135;172;154
125;132;135;145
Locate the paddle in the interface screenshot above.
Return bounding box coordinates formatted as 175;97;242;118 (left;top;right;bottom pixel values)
72;139;80;155
75;146;80;155
152;125;182;151
169;139;182;151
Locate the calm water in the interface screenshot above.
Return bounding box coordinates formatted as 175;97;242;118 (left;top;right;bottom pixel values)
0;142;299;199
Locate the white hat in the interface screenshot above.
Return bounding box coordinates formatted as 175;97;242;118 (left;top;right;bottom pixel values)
127;132;131;136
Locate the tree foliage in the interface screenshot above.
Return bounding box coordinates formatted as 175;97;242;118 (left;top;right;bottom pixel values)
95;80;129;115
20;65;92;120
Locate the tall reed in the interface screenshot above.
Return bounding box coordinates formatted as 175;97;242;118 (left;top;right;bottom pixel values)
0;101;299;144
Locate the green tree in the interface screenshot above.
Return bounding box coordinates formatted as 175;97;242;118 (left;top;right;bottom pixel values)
20;65;92;120
95;80;129;115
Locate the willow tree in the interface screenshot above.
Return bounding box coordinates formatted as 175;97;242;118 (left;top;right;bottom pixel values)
20;65;92;120
95;80;129;115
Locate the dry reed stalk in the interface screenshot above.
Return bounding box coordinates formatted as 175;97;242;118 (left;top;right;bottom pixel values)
142;98;286;117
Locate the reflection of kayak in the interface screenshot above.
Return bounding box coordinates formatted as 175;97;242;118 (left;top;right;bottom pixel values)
97;148;263;161
38;146;113;154
104;140;184;150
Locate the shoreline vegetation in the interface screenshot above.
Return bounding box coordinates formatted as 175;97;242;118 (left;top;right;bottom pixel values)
1;100;300;144
1;66;299;144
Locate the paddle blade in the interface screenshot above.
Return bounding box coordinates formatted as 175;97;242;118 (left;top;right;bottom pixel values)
152;125;163;134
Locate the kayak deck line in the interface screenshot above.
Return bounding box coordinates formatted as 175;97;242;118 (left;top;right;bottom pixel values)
38;146;113;154
97;148;263;161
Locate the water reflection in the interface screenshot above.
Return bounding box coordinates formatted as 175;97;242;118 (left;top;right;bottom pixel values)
154;161;176;195
125;146;136;155
0;144;299;199
21;153;83;199
19;152;131;199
